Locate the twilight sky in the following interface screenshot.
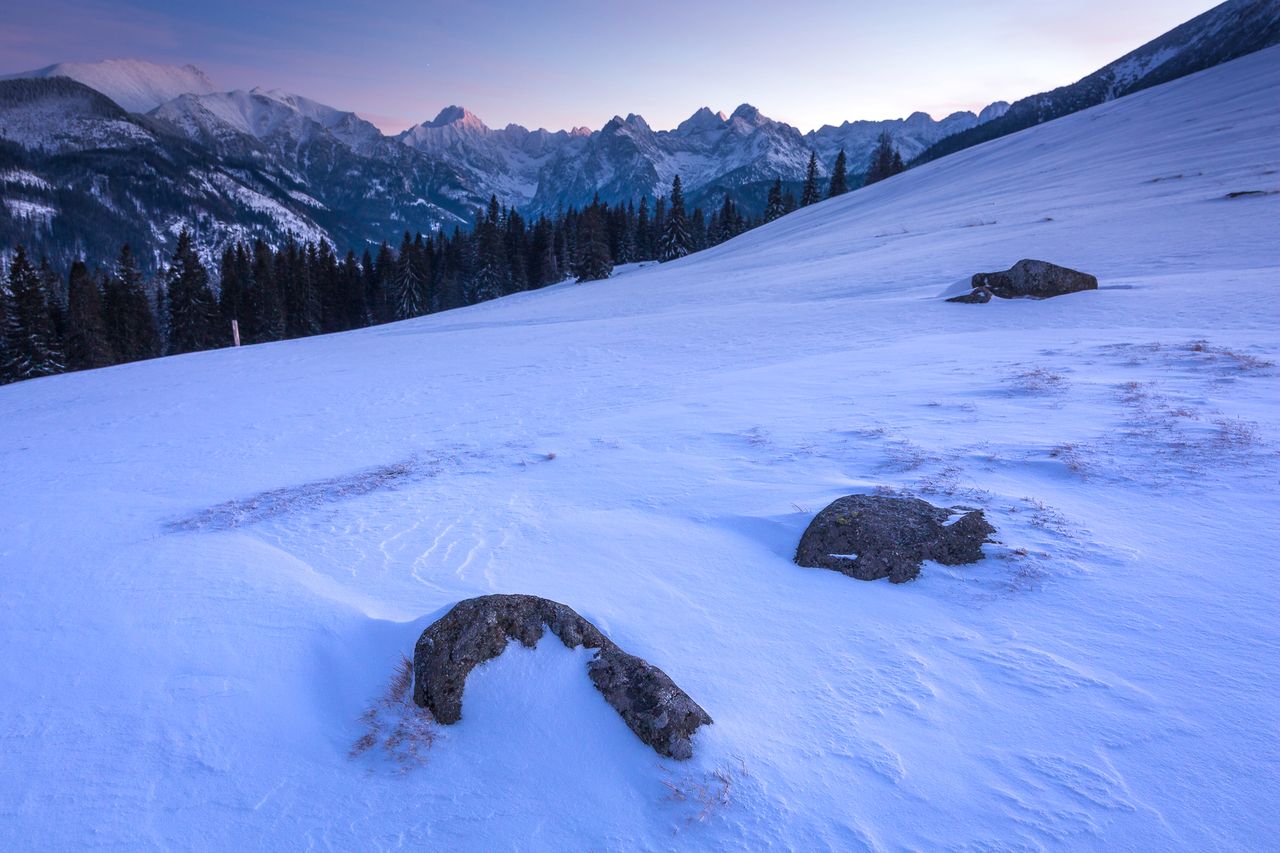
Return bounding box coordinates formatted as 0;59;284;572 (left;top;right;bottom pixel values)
1;0;1217;133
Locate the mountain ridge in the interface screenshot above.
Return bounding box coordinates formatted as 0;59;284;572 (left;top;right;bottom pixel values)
1;0;1275;269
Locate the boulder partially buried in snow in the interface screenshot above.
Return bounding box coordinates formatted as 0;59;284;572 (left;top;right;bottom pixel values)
946;286;993;304
795;495;995;583
413;594;712;759
950;258;1098;301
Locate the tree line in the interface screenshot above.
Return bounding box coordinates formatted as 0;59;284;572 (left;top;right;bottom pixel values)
1;141;902;386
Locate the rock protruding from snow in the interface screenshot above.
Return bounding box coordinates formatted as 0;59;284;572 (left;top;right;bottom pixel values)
968;259;1099;300
795;495;994;583
946;286;994;304
413;594;712;759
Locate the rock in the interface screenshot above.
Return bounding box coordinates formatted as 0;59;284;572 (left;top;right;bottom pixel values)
971;258;1098;299
794;494;995;583
413;594;712;759
946;286;993;303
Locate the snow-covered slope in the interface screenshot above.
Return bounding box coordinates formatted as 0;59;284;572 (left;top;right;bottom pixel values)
0;76;155;154
150;87;386;156
915;0;1280;165
1;46;1278;851
2;58;219;113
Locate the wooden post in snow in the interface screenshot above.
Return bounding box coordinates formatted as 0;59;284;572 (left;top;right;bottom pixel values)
231;319;241;347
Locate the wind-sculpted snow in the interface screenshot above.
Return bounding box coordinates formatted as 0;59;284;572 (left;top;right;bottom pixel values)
168;459;423;532
0;47;1278;851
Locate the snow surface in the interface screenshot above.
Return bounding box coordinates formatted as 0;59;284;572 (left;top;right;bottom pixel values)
3;59;218;114
1;48;1279;850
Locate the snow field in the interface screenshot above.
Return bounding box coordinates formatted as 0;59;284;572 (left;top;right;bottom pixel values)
0;47;1278;850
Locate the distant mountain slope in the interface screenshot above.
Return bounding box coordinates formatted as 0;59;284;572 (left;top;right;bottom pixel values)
0;77;482;271
398;101;1005;216
913;0;1280;166
2;58;218;113
0;77;338;269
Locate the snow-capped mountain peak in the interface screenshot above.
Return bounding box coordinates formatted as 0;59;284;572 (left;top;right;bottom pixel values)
425;105;488;131
728;103;768;128
675;106;729;135
2;58;218;113
977;100;1011;123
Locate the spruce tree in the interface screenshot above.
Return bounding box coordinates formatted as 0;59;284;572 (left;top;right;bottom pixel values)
828;149;849;198
2;246;65;382
65;260;113;370
865;132;902;185
103;244;159;363
389;232;420;319
165;229;220;354
247;239;285;342
659;176;691;262
370;242;395;323
635;196;651;260
801;151;821;207
339;250;367;329
573;202;614;282
37;257;67;352
470;201;510;302
764;179;785;222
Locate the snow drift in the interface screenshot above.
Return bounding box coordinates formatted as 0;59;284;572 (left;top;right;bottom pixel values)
0;47;1277;850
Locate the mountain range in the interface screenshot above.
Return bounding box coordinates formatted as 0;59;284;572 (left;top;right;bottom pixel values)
0;0;1275;271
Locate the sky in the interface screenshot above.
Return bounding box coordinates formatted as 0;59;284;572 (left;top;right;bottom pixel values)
0;0;1219;133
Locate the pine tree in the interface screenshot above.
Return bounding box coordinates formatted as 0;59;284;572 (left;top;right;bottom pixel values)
339;250;367;329
828;149;848;198
103;244;159;363
247;239;285;342
689;207;707;251
573;201;614;282
279;239;320;338
2;246;65;382
218;245;245;339
635;196;652;260
165;230;220;354
801;151;821;207
369;242;394;322
37;257;67;352
865;131;903;185
65;260;113;370
660;176;691;262
765;179;786;222
388;232;424;319
470;200;510;302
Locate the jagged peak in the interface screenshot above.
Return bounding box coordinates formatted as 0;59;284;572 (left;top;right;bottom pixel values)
675;106;727;135
426;105;488;131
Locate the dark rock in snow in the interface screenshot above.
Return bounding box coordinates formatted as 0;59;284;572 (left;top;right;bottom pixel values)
413;593;712;759
971;259;1098;299
946;286;993;304
795;494;995;583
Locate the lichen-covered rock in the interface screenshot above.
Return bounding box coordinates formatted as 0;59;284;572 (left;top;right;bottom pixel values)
413;594;712;759
795;494;995;583
971;258;1098;299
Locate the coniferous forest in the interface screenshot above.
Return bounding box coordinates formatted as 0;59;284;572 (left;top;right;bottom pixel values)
1;157;858;385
